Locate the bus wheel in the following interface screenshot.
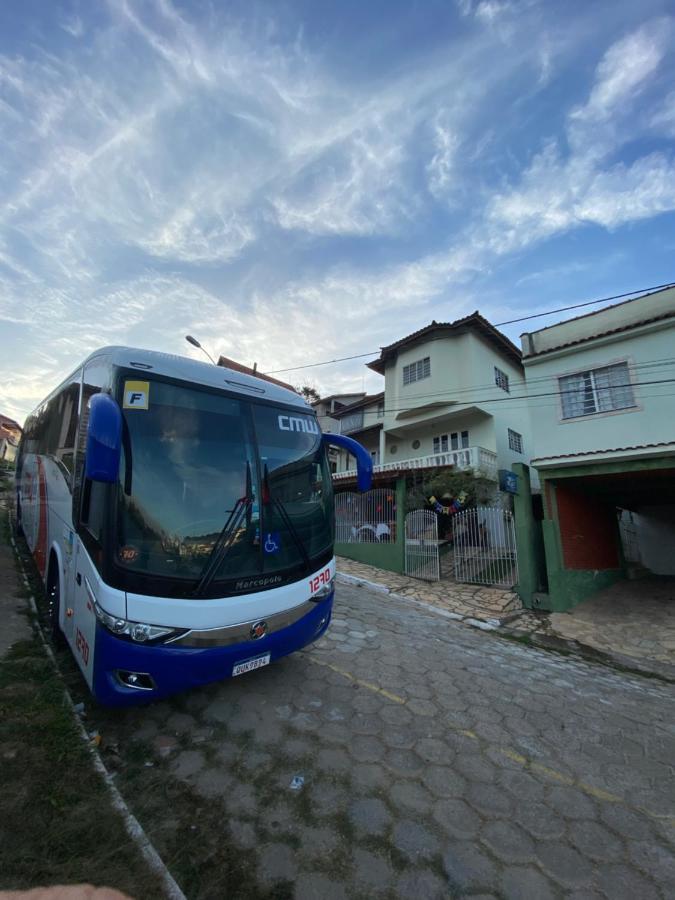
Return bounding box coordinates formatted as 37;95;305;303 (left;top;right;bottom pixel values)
47;559;65;646
15;496;24;537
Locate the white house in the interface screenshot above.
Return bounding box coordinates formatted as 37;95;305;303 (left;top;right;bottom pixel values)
520;284;675;608
333;312;534;485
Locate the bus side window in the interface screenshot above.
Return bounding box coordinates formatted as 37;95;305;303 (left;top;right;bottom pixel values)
73;360;110;540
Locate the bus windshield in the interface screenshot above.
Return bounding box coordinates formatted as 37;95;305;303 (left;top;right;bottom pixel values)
115;376;332;590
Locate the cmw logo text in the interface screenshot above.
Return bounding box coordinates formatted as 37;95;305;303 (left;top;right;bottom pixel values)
277;415;319;434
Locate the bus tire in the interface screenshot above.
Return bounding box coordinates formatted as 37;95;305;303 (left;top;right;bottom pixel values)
47;556;65;646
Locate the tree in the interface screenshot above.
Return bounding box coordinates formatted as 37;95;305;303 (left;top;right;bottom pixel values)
297;384;320;403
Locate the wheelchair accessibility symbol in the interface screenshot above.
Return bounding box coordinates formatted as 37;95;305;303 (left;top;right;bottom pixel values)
264;532;281;555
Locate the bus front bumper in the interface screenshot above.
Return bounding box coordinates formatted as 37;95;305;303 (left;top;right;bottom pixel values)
91;594;333;706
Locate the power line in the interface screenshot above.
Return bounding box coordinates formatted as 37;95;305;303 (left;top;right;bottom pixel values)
352;355;675;407
342;376;675;416
493;282;675;326
265;281;675;375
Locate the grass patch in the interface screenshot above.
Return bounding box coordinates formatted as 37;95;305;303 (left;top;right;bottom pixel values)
0;635;165;895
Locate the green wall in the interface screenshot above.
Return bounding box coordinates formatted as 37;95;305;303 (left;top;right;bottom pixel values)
512;463;547;608
538;518;623;611
334;540;404;574
334;476;406;575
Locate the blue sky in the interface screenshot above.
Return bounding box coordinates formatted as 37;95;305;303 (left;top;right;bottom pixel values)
2;0;675;421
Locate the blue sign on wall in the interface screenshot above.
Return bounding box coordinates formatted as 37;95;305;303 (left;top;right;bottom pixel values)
499;470;519;494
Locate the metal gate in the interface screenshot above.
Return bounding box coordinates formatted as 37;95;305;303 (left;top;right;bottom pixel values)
335;489;396;544
453;506;518;587
405;509;440;581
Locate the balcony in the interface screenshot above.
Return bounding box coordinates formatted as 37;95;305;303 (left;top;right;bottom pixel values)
333;446;498;482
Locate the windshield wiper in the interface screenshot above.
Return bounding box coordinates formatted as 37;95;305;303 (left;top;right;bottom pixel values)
192;463;253;597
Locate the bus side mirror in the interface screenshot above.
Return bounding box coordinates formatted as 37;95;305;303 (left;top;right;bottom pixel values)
85;393;122;483
322;433;373;491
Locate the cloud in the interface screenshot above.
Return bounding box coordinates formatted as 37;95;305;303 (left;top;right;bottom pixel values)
570;20;670;127
2;2;675;421
485;19;675;248
427;113;460;199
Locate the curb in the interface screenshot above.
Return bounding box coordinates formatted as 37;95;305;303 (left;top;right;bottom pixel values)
6;507;187;900
511;627;675;684
336;571;501;631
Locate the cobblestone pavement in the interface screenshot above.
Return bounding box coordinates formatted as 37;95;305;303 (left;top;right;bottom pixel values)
93;582;675;900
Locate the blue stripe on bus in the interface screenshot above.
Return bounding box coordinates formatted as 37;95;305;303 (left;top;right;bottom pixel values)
91;593;333;706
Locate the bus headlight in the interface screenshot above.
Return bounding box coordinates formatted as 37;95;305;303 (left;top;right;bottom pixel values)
92;601;179;643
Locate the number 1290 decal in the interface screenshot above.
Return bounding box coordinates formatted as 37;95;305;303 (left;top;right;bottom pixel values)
309;568;332;594
75;628;90;665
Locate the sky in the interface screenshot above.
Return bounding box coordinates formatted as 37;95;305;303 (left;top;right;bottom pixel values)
2;0;675;423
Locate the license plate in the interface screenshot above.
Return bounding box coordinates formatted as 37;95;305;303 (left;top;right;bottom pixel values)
232;653;271;677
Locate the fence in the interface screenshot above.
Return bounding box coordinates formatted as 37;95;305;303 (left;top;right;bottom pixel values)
335;489;397;544
404;509;440;581
452;506;518;587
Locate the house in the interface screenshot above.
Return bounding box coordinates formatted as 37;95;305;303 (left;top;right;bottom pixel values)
0;414;22;463
332;312;534;486
311;392;366;434
520;284;675;610
217;355;298;393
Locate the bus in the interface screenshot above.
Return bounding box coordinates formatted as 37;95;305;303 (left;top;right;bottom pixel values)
15;347;371;706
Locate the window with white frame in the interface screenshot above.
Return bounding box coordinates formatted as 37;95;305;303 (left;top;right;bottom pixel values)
508;429;523;453
403;356;431;386
433;431;469;454
433;434;448;454
376;400;385;418
559;362;635;420
494;366;510;393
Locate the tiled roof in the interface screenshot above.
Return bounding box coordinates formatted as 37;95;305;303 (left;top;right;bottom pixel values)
0;414;21;432
331;392;384;415
532;442;675;464
523;310;675;359
366;312;522;374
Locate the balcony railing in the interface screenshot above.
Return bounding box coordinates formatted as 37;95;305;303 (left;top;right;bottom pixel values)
332;446;498;482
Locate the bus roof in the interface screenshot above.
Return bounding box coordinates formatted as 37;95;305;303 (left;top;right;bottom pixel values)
22;346;310;424
97;346;309;409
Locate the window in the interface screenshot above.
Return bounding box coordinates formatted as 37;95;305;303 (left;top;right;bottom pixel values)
377;400;385;418
433;434;448;454
495;366;510;393
559;362;635;419
508;429;523;453
403;356;430;386
433;431;469;454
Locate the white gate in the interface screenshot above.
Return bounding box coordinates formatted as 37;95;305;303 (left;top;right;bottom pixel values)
405;510;440;581
453;506;518;587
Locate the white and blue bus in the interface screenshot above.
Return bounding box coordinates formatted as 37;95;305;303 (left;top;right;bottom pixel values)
16;347;371;706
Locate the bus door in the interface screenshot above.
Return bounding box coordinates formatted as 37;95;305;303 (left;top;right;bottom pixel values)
70;537;98;689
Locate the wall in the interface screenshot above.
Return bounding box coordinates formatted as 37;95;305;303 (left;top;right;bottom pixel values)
381;411;496;463
534;474;624;611
556;484;619;569
523;318;675;463
334;428;381;472
465;333;535;482
634;505;675;575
